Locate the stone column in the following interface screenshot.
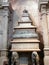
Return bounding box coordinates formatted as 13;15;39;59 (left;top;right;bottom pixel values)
41;5;49;48
2;8;9;56
47;8;49;46
0;8;9;65
41;4;49;65
44;7;49;65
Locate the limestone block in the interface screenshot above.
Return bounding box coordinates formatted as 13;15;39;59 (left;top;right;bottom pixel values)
12;43;39;50
13;33;38;38
2;10;8;49
19;23;31;26
14;29;35;34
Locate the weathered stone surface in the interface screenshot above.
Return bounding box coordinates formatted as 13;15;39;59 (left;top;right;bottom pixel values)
41;5;49;48
10;0;39;27
19;23;31;26
13;33;38;38
0;56;8;65
12;43;39;50
44;56;49;65
40;3;49;65
0;1;13;65
11;3;40;53
0;9;9;50
0;0;42;65
14;29;35;33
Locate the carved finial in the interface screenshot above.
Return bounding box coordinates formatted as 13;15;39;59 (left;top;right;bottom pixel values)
23;9;28;13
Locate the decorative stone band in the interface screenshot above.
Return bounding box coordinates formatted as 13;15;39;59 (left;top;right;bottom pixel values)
0;49;8;51
44;48;49;56
44;48;49;51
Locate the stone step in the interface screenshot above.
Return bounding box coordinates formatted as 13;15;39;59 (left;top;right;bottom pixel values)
14;26;37;30
14;29;36;34
13;33;38;38
10;49;40;52
18;21;32;23
11;38;40;43
0;49;7;51
19;23;32;26
11;38;40;52
18;22;32;26
21;17;31;22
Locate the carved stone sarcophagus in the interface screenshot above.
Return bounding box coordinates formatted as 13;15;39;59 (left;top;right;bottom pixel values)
10;10;40;65
11;10;40;52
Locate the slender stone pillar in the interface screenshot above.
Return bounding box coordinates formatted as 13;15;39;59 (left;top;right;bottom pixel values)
0;1;10;64
0;8;9;65
47;8;49;46
41;5;49;48
2;8;9;52
44;7;49;65
41;4;49;65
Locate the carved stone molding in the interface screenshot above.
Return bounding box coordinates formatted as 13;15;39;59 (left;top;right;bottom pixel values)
39;1;48;11
44;48;49;56
40;5;47;16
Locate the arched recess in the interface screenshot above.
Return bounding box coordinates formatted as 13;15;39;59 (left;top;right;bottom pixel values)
8;0;44;65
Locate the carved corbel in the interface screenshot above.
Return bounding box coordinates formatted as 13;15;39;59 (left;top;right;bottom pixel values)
12;52;19;65
31;52;39;65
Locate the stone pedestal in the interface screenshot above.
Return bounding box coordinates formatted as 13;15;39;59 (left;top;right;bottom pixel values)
44;49;49;65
